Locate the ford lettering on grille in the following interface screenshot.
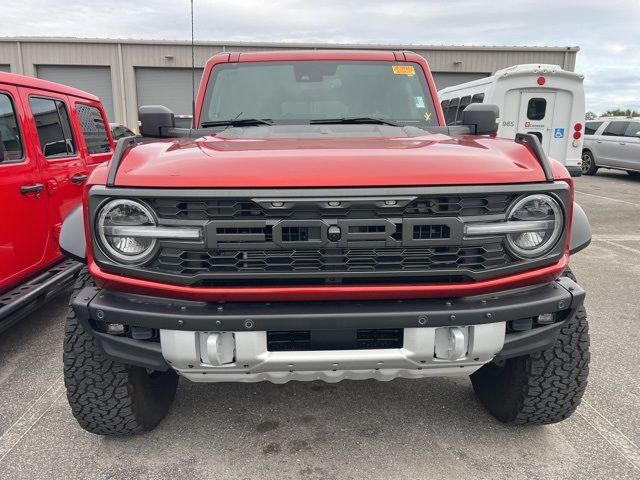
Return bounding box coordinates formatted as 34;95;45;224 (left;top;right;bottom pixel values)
205;217;464;250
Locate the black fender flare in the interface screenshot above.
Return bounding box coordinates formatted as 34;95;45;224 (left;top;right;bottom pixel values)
570;202;591;255
60;206;87;262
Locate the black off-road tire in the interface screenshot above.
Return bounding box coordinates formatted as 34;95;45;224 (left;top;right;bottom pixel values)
581;150;598;175
63;269;179;435
471;270;589;425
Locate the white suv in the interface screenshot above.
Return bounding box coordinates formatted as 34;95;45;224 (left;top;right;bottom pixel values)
582;118;640;176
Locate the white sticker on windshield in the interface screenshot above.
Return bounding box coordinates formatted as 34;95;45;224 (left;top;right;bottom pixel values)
414;96;425;108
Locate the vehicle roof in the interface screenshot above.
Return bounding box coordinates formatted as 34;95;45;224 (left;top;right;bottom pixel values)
591;116;639;121
493;63;562;75
439;63;584;95
0;71;100;101
209;49;401;64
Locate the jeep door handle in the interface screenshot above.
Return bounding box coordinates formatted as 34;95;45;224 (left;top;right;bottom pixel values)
619;142;626;146
20;183;44;194
71;173;89;184
596;140;603;143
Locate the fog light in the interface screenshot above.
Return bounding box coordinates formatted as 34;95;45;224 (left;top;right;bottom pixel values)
537;313;555;324
385;200;398;206
434;326;468;361
328;201;341;207
202;332;236;366
106;323;125;334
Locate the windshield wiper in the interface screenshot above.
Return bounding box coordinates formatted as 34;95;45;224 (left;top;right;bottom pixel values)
200;118;273;128
309;116;400;127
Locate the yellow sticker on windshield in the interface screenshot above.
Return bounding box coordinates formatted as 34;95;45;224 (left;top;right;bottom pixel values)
392;65;415;76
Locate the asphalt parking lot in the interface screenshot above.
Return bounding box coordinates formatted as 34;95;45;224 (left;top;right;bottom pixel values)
1;171;639;480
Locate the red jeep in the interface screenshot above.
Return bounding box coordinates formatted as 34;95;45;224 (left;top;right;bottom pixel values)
60;50;592;435
0;72;114;332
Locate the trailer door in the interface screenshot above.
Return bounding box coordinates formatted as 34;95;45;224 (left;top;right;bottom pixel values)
518;92;556;154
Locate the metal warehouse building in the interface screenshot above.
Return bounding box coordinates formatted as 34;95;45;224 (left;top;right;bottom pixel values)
0;37;579;129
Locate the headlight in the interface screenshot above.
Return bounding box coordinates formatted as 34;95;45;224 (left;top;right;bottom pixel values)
505;194;563;258
96;199;158;264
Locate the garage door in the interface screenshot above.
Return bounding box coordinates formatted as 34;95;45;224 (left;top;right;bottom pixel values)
135;67;204;119
36;65;114;120
0;65;10;73
433;72;490;90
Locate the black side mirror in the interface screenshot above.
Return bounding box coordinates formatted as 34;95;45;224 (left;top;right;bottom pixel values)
139;105;175;137
462;104;499;135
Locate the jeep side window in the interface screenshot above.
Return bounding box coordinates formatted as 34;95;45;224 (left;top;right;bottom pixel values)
471;93;484;104
0;92;24;163
76;104;111;154
602;121;630;137
623;121;640;137
584;121;603;135
527;98;546;121
29;97;76;159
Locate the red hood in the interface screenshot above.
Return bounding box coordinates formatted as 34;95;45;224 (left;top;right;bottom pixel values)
103;132;566;188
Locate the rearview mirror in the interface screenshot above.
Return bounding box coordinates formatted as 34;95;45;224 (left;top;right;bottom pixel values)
461;104;499;135
139;105;175;137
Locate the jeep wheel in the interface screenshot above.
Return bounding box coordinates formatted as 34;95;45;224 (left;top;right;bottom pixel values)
471;304;589;425
63;270;178;435
581;150;598;175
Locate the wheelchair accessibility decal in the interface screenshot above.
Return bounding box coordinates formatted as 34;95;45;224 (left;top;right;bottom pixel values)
554;128;565;139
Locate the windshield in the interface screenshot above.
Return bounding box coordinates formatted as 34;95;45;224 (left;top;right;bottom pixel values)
200;61;438;127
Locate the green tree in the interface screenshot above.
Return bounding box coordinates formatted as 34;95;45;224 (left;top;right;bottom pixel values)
585;111;597;120
601;108;640;117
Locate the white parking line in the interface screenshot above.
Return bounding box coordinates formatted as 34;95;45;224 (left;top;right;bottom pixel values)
592;234;640;241
575;190;640;207
0;376;65;464
577;400;640;472
597;239;640;256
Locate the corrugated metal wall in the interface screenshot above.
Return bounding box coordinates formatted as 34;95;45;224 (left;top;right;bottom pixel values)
432;72;490;90
0;39;578;128
135;67;204;117
36;65;115;119
413;48;575;73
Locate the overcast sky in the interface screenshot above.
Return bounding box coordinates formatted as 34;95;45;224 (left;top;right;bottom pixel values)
3;0;639;113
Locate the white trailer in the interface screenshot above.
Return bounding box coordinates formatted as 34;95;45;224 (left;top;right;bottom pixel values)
438;64;585;176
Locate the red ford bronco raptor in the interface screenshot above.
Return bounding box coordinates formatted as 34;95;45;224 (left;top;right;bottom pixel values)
60;50;591;435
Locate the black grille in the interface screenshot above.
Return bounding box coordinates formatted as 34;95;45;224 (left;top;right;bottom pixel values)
267;329;404;351
150;194;513;220
413;224;449;239
129;193;522;285
153;243;508;276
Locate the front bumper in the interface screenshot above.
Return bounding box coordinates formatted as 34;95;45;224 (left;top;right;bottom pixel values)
72;277;585;382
